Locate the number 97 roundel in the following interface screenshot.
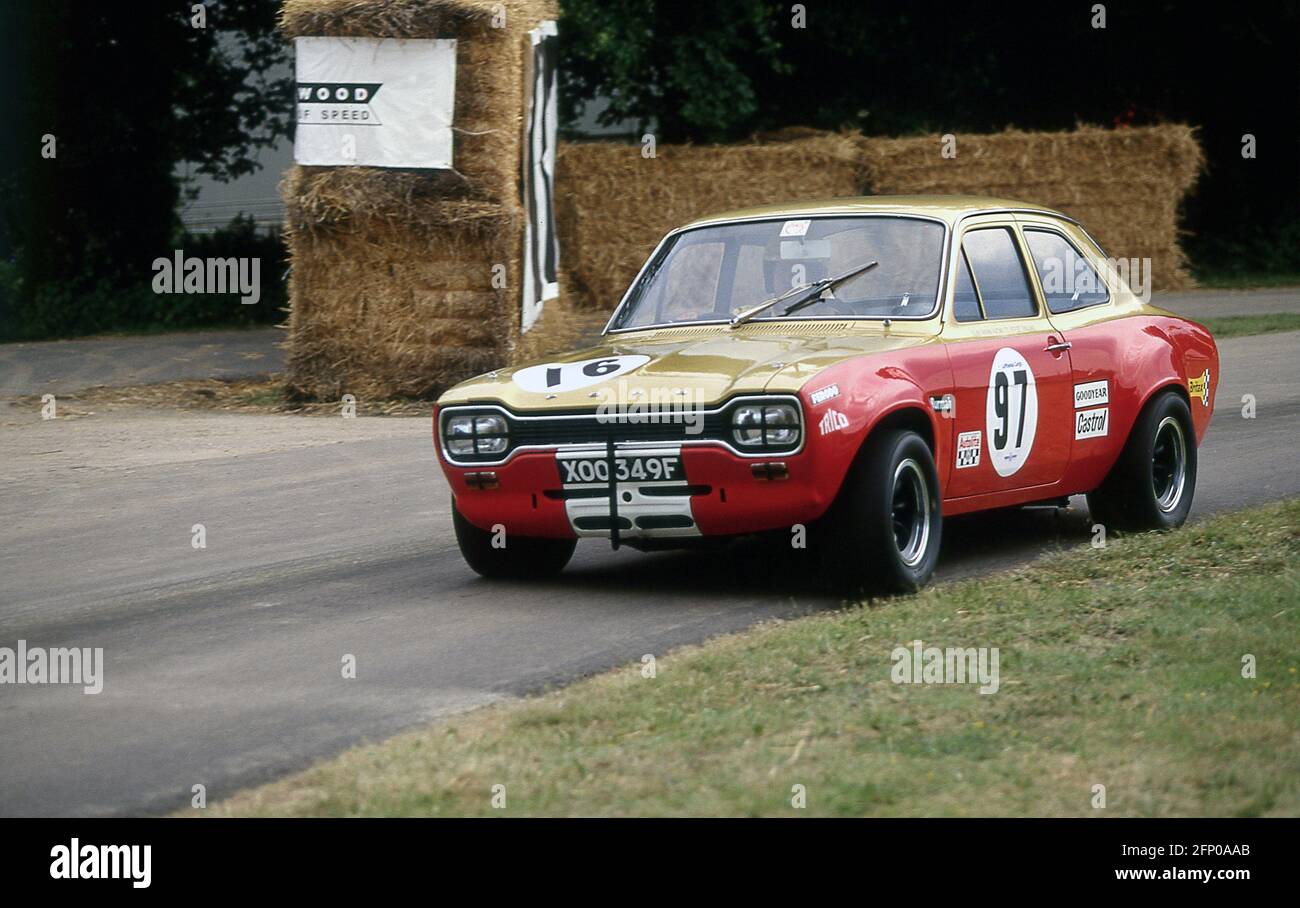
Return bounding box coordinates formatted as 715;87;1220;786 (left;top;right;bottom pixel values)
985;347;1038;477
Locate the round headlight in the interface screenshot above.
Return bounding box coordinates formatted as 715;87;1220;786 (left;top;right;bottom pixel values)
446;416;475;456
731;402;800;448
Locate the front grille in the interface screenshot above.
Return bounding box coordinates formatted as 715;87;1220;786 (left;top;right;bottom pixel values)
440;397;802;464
511;412;730;447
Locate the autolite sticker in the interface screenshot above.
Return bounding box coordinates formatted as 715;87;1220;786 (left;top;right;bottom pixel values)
1075;407;1109;439
956;430;982;469
810;383;840;405
1072;379;1109;408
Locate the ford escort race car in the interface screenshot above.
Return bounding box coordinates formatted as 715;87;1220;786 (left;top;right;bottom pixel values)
433;196;1218;592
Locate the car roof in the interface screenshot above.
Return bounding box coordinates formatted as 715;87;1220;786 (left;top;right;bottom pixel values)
680;194;1073;229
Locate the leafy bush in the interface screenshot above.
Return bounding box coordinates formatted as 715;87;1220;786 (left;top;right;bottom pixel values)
1;216;286;341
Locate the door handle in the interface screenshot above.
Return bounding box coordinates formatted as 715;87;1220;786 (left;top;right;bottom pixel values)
1045;340;1072;353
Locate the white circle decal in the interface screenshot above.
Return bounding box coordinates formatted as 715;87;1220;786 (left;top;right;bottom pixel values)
984;347;1038;477
513;355;651;394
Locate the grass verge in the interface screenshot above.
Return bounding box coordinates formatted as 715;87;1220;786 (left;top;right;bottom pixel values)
208;500;1300;817
1190;272;1300;290
1196;312;1300;340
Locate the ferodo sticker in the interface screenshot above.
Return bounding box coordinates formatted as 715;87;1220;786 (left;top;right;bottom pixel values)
1075;407;1109;439
956;430;982;469
810;383;840;405
513;355;650;394
1188;368;1211;406
985;347;1038;478
1073;379;1109;408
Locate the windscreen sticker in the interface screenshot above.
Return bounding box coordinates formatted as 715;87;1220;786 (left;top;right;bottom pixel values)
780;219;811;237
513;355;651;394
985;347;1038;478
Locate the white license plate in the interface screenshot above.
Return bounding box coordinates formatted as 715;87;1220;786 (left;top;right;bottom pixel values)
560;455;684;485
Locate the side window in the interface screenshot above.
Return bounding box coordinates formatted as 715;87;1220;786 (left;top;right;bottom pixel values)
962;228;1037;320
1024;229;1110;313
953;251;982;322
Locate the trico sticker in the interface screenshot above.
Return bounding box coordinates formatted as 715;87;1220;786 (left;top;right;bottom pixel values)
1074;407;1109;439
1188;368;1211;406
810;383;840;405
780;219;811;237
513;355;650;394
984;347;1038;478
955;430;982;469
819;409;849;435
1072;379;1109;409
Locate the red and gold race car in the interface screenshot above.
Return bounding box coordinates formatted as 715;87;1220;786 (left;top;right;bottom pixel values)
433;196;1218;592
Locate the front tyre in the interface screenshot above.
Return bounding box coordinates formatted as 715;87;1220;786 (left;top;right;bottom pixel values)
1087;389;1197;532
452;501;576;579
822;429;942;595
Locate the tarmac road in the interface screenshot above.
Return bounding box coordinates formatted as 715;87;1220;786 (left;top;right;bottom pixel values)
0;329;1297;817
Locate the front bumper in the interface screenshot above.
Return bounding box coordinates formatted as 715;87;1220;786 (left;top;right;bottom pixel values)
441;441;837;541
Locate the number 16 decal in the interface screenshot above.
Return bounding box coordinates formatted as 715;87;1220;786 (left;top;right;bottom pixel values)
985;347;1038;477
513;355;651;394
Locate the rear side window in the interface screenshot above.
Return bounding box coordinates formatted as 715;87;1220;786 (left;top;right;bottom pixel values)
1024;229;1110;313
953;251;982;322
962;228;1037;319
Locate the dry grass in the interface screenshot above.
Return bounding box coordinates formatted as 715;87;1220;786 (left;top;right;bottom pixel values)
6;376;433;418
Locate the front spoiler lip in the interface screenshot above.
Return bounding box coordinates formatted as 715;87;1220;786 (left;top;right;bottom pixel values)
436;394;806;467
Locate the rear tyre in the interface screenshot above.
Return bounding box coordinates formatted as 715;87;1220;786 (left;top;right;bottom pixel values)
821;429;942;595
1087;390;1196;532
452;501;576;579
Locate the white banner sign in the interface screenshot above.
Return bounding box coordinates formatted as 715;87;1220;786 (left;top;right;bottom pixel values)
294;37;456;169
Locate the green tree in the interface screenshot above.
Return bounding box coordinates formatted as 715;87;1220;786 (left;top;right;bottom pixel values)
0;0;291;336
559;0;789;142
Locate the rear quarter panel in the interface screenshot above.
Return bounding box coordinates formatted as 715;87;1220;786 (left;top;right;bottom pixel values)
1057;312;1218;495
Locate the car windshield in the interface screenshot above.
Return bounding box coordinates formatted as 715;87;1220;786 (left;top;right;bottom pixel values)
608;215;947;331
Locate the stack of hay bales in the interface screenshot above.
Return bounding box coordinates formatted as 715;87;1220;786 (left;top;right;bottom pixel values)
858;125;1204;289
556;132;870;311
280;0;556;400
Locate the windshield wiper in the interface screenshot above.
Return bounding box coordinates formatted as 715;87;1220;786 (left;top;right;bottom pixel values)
728;259;879;328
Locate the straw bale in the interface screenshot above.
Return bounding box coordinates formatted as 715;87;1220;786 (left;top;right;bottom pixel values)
556;132;869;310
280;0;554;399
858;125;1203;289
